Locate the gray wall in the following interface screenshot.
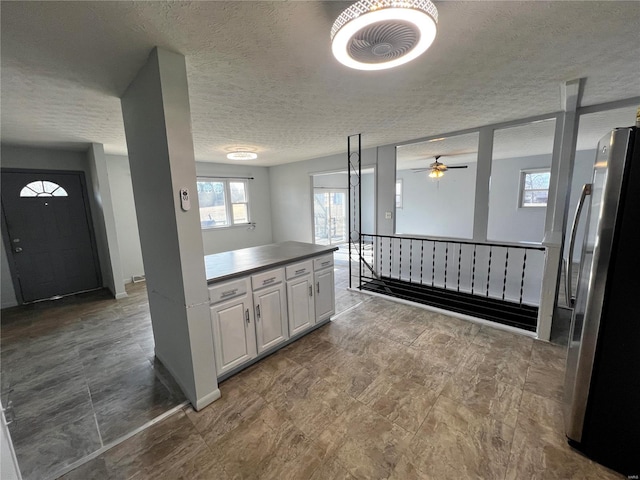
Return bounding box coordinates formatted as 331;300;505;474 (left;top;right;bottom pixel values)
396;165;477;239
487;153;551;243
361;171;375;234
0;144;115;305
270;148;378;243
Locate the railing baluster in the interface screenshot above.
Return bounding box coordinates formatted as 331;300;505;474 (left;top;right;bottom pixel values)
431;241;436;287
409;240;413;283
399;238;403;280
502;248;509;301
444;242;449;289
457;243;462;292
389;237;393;279
379;235;383;277
472;245;477;295
520;250;527;305
486;246;493;297
420;240;424;285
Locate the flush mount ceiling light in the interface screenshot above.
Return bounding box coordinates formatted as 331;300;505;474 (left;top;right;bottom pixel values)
331;0;438;71
226;151;258;161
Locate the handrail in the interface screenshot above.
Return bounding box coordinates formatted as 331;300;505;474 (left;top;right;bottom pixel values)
360;233;546;251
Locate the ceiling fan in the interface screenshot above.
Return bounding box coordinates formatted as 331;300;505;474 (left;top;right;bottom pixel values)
411;155;468;178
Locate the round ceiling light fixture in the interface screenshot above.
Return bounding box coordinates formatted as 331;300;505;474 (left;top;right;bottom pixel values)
226;151;258;161
331;0;438;71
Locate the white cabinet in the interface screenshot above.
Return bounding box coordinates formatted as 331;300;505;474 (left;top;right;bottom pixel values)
209;279;257;376
314;255;335;322
253;283;288;353
286;260;315;336
209;250;336;378
252;269;288;354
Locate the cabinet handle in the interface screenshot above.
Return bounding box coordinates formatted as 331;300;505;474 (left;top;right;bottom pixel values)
256;305;261;320
245;309;250;324
317;282;320;294
263;277;276;285
295;268;306;275
321;261;331;266
309;285;313;297
221;289;238;298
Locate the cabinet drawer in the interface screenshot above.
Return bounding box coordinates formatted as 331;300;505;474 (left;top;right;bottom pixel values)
285;260;313;280
251;268;284;290
313;254;334;271
209;278;248;304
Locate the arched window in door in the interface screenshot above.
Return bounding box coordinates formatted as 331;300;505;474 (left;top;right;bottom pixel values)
19;180;68;197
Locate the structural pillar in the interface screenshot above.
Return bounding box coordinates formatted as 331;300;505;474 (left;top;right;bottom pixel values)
121;47;219;410
538;78;584;341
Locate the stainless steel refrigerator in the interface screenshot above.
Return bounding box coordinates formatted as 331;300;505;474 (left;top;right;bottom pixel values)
564;126;639;476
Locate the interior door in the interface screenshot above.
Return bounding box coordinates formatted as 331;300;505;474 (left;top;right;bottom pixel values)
313;189;347;246
1;170;101;302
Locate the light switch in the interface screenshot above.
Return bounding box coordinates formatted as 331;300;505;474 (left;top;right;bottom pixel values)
385;211;393;219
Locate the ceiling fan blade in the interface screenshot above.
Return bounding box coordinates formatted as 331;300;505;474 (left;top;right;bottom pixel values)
411;168;430;173
445;165;468;169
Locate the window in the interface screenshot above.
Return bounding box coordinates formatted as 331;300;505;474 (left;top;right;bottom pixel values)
520;169;550;207
197;178;250;229
395;179;403;209
20;180;68;197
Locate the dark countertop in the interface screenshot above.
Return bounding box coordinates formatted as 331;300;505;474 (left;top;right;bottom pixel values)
205;241;338;284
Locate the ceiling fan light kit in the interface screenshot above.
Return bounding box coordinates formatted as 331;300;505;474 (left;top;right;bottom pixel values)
331;0;438;71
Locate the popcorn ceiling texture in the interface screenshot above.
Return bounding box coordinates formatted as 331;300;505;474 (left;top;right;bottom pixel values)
1;1;639;166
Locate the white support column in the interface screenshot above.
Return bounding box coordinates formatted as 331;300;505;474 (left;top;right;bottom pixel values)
121;47;219;410
473;126;494;242
376;144;397;236
538;78;584;341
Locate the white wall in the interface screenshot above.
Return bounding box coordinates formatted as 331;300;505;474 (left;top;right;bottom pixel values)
105;155;145;282
197;162;273;254
488;154;551;243
270;148;377;243
396;165;476;239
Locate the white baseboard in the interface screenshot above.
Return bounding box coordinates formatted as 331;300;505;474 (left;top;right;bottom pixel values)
155;351;221;411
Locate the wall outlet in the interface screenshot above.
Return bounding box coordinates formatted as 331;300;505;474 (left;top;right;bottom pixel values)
385;211;393;219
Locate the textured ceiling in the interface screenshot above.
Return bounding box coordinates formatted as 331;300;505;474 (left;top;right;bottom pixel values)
1;1;639;166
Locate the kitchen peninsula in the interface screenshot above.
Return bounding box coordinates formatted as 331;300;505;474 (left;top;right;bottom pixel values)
204;241;338;379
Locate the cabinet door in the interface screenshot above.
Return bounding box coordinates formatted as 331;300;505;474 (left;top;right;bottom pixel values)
315;267;335;322
254;284;288;353
210;297;257;376
287;275;315;336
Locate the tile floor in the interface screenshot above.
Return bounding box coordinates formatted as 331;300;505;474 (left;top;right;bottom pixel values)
58;279;623;479
0;283;185;480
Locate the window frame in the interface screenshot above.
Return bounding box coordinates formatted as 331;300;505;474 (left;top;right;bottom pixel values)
196;177;251;230
519;168;551;208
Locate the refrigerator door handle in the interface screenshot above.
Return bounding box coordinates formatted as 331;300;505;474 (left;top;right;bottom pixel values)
565;183;592;307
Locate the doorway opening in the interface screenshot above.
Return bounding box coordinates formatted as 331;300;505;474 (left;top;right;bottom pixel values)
313;188;348;246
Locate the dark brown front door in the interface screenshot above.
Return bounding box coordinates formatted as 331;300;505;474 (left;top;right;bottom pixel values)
1;170;101;302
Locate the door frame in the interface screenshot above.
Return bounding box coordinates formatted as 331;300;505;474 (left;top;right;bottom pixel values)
312;187;348;246
1;168;101;304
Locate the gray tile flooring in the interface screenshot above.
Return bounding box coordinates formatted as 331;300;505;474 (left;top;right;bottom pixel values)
59;276;623;479
2;258;581;480
0;265;363;480
0;284;185;480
